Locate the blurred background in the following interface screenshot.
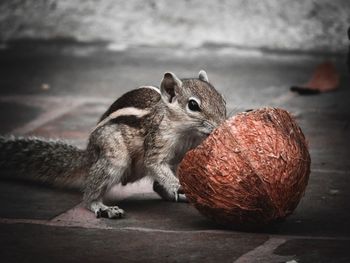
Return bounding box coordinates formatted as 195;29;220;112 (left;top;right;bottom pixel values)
0;0;349;53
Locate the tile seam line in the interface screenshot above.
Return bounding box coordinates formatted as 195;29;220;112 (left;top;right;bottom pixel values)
311;168;350;175
0;94;110;135
119;227;350;241
233;237;290;263
12;100;85;135
0;218;350;241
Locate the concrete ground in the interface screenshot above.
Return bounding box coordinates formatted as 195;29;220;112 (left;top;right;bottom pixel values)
0;41;349;262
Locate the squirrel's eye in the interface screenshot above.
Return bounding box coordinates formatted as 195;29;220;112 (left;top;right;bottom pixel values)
188;99;201;112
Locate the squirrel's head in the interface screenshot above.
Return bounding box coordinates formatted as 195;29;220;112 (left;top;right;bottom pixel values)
160;70;227;135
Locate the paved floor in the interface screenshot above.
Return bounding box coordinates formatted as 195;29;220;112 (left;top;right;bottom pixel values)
0;41;349;262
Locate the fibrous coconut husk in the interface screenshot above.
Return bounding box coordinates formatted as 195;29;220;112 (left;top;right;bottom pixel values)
178;108;311;229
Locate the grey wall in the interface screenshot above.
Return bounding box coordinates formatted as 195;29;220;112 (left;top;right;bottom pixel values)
0;0;349;53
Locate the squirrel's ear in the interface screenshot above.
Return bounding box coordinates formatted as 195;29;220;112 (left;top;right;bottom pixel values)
198;70;209;82
160;72;182;103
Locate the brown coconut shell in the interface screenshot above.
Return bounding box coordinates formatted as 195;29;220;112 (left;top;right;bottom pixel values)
178;107;311;229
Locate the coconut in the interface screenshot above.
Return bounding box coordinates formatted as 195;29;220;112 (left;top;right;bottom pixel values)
178;108;310;229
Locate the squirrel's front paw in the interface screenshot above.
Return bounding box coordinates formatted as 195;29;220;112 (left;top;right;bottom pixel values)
153;181;186;202
177;193;188;203
96;206;125;219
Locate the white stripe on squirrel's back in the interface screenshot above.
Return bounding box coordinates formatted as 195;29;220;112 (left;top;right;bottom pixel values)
92;107;150;133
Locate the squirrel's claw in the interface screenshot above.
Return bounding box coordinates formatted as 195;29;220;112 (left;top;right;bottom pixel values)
96;206;125;219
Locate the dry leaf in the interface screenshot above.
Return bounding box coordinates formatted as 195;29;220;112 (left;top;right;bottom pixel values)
291;61;340;95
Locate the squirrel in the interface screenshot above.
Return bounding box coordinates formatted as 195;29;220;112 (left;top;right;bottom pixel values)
0;70;227;219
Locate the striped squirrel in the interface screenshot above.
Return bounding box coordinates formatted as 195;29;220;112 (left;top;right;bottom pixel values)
0;70;227;219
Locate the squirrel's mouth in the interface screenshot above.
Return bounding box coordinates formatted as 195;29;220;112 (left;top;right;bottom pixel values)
199;121;216;135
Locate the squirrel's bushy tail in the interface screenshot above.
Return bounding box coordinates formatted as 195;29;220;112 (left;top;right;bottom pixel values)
0;136;88;188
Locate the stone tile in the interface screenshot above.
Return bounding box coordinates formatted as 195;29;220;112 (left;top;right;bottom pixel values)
0;44;349;262
0;180;81;220
294;111;350;171
0;223;268;263
0;101;42;134
28;101;108;147
275;239;350;263
103;192;221;231
260;171;350;237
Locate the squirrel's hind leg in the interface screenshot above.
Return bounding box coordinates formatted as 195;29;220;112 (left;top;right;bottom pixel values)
83;155;130;219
